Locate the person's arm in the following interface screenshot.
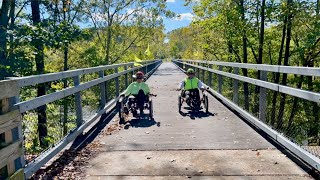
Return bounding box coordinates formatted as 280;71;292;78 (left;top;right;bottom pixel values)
178;80;184;90
144;83;150;94
198;80;205;89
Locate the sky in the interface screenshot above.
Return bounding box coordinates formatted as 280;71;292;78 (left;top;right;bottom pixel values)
164;0;195;33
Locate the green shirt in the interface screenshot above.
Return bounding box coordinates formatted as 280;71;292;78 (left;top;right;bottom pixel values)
124;82;150;96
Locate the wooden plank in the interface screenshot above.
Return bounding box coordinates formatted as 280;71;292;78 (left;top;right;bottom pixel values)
0;80;19;100
7;161;15;176
0;141;22;169
0;111;20;135
1;98;10;114
8;168;24;180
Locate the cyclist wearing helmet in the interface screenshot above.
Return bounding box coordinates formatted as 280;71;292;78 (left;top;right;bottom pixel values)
177;68;204;102
124;71;150;114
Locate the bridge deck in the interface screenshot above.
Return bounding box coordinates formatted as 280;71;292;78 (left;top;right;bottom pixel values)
84;63;311;179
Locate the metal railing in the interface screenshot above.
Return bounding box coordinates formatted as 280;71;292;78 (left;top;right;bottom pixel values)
173;59;320;172
0;60;162;179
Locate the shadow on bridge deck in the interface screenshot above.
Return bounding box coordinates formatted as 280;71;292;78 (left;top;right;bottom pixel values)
84;63;312;179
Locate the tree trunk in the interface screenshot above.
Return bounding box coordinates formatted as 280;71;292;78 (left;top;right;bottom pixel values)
254;0;266;114
0;0;10;80
277;0;293;129
8;0;15;74
240;0;250;111
258;0;266;67
63;45;68;135
286;75;303;133
317;0;319;15
105;22;112;65
270;17;287;125
31;0;48;147
63;0;69;135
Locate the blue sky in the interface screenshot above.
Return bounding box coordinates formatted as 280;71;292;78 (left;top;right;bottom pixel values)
164;0;195;33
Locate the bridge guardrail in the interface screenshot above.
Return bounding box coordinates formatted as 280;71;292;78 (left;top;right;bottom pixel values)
173;59;320;172
0;60;162;179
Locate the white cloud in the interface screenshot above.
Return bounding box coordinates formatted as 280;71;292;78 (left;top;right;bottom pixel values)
175;13;194;21
166;0;175;2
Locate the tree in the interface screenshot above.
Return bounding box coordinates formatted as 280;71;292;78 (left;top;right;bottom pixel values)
84;0;173;65
31;0;48;147
0;0;11;80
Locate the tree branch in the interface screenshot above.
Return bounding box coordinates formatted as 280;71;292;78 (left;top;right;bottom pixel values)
87;10;106;49
110;33;148;64
230;44;242;63
247;39;258;63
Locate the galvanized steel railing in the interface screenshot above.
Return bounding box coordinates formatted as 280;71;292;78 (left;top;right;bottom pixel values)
173;59;320;172
0;60;162;179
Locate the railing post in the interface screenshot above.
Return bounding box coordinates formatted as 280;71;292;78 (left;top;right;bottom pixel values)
115;67;119;97
125;65;128;88
131;64;134;83
208;64;212;87
99;71;106;108
202;63;205;82
233;67;239;104
145;63;147;74
73;76;83;127
218;65;223;93
197;62;200;79
259;71;267;122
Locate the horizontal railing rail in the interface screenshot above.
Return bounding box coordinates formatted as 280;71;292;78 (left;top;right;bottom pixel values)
181;59;320;77
173;59;320;172
177;61;320;103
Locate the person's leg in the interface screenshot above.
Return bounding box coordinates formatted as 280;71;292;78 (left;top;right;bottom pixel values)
195;89;200;102
137;90;146;113
128;96;138;117
189;89;200;104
